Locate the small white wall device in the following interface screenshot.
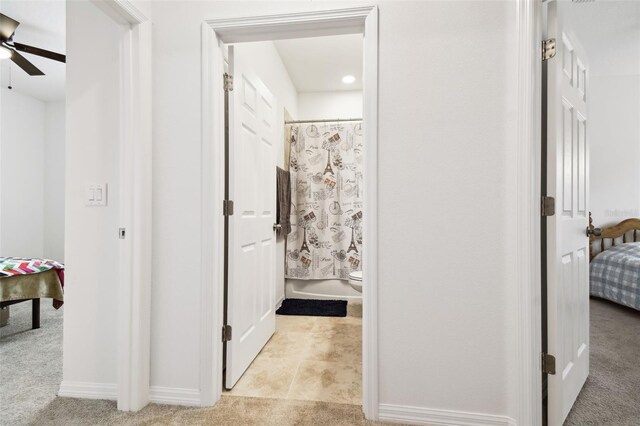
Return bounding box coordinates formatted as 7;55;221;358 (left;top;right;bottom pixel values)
85;183;108;206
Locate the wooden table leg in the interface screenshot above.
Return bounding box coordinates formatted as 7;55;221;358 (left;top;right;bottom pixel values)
32;298;40;329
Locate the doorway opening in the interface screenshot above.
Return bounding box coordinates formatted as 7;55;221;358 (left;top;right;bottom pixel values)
221;34;365;405
541;1;640;425
1;0;152;415
200;6;379;419
0;1;66;423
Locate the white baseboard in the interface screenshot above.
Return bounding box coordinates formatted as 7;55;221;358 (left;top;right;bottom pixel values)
276;294;285;310
149;386;201;407
378;404;517;426
58;381;117;400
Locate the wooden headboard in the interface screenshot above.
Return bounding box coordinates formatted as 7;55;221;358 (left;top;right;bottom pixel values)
589;212;640;261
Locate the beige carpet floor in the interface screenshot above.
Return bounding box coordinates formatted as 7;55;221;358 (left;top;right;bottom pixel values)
0;302;63;425
564;298;640;425
2;298;640;425
24;395;387;426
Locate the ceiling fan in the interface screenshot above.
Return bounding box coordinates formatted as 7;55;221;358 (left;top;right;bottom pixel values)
0;13;66;76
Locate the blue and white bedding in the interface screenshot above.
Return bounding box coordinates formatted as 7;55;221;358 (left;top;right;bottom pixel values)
590;242;640;311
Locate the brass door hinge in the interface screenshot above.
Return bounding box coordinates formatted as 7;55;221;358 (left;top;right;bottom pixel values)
223;200;234;216
542;38;556;61
224;73;234;92
542;196;555;217
542;353;556;375
222;325;232;342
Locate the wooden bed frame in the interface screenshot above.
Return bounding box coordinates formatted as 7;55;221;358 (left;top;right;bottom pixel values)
589;212;640;262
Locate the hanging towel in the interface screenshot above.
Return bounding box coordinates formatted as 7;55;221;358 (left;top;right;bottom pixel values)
276;166;292;236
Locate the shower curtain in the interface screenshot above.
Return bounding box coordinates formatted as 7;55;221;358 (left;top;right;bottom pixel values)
286;121;364;280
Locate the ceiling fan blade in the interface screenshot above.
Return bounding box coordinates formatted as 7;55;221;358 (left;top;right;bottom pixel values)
13;42;65;63
10;50;45;76
0;14;19;40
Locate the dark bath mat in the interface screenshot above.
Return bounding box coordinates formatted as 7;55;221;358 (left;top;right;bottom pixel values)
276;298;347;317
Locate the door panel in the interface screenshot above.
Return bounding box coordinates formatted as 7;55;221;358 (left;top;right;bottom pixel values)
225;45;277;389
545;2;590;424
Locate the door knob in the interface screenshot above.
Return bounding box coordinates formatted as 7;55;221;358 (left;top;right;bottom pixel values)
586;227;602;237
273;223;282;231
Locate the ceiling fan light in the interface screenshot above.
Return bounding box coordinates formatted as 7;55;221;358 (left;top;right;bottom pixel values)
0;46;12;60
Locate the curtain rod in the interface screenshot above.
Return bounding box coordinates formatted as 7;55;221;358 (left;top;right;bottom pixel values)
285;118;362;124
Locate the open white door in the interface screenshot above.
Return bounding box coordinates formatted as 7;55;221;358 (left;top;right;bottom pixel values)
225;46;277;389
545;1;590;424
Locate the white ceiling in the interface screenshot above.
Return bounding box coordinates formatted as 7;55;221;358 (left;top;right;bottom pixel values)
0;0;66;102
273;34;363;93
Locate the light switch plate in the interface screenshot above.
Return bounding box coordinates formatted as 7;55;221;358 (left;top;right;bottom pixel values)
85;183;108;206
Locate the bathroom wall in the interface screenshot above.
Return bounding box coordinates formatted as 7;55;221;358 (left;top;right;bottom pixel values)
297;91;362;121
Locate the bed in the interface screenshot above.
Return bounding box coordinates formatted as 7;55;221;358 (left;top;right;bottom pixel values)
589;213;640;311
0;257;65;329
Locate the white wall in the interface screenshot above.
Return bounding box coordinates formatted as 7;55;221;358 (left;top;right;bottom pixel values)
567;2;640;227
0;94;65;262
58;0;640;421
231;41;299;309
377;2;516;417
44;101;66;262
62;0;124;393
297;91;362;121
0;88;45;258
589;75;640;226
150;1;518;422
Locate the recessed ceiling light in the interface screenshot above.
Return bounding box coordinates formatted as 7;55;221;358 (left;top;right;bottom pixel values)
0;46;12;60
342;75;356;84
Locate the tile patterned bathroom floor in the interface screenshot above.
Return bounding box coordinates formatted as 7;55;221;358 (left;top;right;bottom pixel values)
225;303;362;405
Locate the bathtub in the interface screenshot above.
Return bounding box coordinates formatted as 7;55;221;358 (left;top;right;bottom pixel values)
285;278;362;302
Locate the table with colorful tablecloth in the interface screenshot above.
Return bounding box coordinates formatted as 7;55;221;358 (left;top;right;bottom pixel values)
0;257;65;329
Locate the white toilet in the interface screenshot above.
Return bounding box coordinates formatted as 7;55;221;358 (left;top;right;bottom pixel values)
348;270;363;293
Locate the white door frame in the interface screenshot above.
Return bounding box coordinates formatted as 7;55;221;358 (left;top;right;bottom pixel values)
200;6;380;420
516;0;544;425
90;0;153;412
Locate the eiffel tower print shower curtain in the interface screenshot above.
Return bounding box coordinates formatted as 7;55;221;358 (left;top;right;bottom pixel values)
286;121;364;280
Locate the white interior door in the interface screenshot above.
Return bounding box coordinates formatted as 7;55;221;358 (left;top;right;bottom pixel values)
225;45;277;389
545;2;590;424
